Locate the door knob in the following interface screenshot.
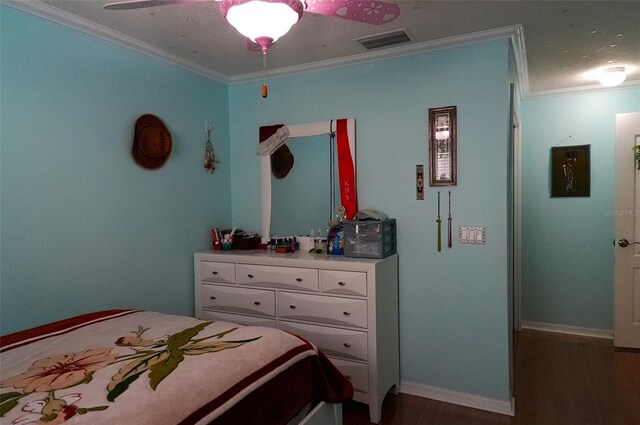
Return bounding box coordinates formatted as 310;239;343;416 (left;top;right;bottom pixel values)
618;239;630;247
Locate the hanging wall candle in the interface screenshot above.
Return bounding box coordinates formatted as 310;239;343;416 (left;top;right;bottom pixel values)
428;106;457;186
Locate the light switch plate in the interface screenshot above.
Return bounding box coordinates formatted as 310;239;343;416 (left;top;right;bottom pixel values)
459;226;486;244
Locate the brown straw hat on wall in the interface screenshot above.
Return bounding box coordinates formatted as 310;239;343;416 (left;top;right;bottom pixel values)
132;114;172;169
270;145;294;179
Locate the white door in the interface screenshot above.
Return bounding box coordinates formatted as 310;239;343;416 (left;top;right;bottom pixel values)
614;112;640;349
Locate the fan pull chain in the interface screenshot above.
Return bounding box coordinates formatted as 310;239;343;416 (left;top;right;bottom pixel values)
261;51;268;98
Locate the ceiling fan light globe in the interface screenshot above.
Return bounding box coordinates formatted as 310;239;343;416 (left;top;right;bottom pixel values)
224;0;302;43
598;66;627;87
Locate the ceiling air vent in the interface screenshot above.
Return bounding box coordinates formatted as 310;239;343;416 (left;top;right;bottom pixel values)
356;29;415;50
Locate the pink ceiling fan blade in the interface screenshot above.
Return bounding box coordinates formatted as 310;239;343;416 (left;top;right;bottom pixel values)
303;0;400;25
103;0;216;11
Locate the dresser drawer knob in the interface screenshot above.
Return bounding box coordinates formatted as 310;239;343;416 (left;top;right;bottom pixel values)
296;278;303;282
211;271;218;275
209;296;216;300
343;343;351;348
289;305;296;309
254;301;261;306
247;274;254;278
343;311;351;316
338;281;346;286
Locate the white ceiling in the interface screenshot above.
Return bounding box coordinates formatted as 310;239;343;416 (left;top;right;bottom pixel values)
12;0;640;94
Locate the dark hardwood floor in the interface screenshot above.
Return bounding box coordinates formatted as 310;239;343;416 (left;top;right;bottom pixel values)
343;330;640;425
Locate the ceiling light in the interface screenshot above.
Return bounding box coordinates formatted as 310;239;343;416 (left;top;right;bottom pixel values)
220;0;305;99
598;66;627;87
221;0;304;52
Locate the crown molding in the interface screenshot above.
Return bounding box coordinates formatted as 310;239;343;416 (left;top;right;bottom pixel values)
509;25;529;98
229;25;528;86
1;0;231;83
523;78;640;99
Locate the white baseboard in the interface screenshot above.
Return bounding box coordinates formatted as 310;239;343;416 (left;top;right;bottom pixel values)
521;321;612;339
400;381;515;416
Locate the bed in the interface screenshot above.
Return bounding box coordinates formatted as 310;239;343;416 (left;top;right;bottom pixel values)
0;310;353;424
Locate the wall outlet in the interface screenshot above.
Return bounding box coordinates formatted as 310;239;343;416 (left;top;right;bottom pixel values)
459;226;486;244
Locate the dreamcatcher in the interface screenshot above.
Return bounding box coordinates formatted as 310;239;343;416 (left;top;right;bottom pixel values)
204;121;217;173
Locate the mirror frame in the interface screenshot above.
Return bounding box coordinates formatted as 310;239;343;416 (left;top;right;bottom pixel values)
260;119;356;240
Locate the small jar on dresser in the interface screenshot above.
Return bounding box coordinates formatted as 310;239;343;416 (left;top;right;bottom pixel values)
194;249;399;424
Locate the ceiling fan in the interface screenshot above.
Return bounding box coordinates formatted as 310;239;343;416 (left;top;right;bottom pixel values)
104;0;400;97
103;0;400;47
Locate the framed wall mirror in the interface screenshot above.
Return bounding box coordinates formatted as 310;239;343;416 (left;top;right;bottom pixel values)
428;106;457;186
259;119;356;239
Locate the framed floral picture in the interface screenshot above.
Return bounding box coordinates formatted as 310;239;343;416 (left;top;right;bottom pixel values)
550;144;590;197
428;106;457;186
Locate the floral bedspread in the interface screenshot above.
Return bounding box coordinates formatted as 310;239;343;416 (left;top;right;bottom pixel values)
0;310;319;424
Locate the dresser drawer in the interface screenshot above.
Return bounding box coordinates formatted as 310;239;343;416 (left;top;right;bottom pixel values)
201;262;236;284
277;321;367;361
321;270;367;296
328;357;369;393
201;285;275;317
277;292;367;328
200;310;276;328
237;264;319;292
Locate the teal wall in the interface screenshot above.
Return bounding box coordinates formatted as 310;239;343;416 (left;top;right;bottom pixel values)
521;88;640;330
229;40;513;402
0;7;231;334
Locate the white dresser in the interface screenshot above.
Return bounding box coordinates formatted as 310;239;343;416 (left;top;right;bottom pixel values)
194;250;399;424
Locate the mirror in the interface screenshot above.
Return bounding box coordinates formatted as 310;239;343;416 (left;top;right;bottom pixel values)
260;119;357;239
270;134;340;235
